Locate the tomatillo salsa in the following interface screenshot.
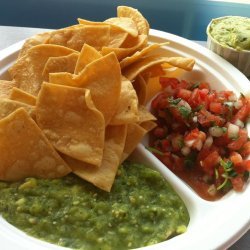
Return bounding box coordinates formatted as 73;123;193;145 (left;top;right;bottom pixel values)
0;162;189;250
149;77;250;201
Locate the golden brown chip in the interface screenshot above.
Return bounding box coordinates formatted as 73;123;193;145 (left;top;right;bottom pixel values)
121;123;147;162
46;25;110;51
9;44;76;96
137;105;156;123
0;80;18;99
74;44;102;74
0;108;71;181
133;74;147;105
0;98;35;120
10;87;36;106
101;34;147;60
18;31;51;58
49;52;121;125
117;6;149;35
104;17;138;37
42;52;79;81
109;77;138;125
120;42;169;69
64;124;127;192
36;83;105;166
140;120;157;132
123;55;195;81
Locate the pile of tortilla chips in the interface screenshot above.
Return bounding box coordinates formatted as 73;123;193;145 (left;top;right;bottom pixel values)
0;6;195;191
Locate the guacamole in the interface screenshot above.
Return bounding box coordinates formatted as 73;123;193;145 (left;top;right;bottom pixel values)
0;162;189;250
208;16;250;51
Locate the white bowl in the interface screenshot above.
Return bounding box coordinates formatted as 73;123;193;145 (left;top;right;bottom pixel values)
0;29;250;250
206;16;250;78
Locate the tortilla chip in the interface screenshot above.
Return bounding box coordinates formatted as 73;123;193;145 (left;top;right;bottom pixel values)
65;124;127;192
101;34;147;61
42;52;79;81
121;123;147;162
140;120;157;131
18;32;51;58
46;25;110;51
104;17;138;37
0;80;18;99
36;83;105;166
9;44;76;96
123;55;195;81
117;6;149;35
109;77;138;125
145;76;162;103
137;105;156;123
49;52;121;125
120;42;169;69
74;44;102;74
0;98;35;120
0;108;71;181
10;87;36;106
133;74;147;105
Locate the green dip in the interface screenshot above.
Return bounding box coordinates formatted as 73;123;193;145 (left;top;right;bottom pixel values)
0;162;189;250
209;16;250;51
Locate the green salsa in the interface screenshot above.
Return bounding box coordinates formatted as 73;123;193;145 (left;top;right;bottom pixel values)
208;16;250;51
0;162;189;250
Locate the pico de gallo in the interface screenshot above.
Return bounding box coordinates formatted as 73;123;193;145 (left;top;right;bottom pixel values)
149;77;250;201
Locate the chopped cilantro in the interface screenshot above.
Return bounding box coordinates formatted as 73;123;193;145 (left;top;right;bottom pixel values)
178;106;192;119
145;146;164;156
190;82;200;90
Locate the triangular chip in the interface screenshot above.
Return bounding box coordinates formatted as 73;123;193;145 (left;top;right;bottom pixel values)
109;77;138;125
9;44;76;96
49;52;121;125
46;25;110;51
10;87;36;106
0;98;35;120
137;105;156;123
123;55;195;81
0;108;71;181
42;52;79;81
117;6;149;35
65;125;127;192
133;74;147;105
121;123;147;162
0;80;18;99
104;17;138;37
74;44;102;74
140;120;157;131
120;42;169;69
101;34;147;61
36;83;105;166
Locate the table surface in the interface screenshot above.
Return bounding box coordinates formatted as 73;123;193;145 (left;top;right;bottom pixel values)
0;25;250;250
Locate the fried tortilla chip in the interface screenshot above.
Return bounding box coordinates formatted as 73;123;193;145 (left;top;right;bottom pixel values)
140;120;157;131
121;123;147;162
0;108;71;181
46;25;110;51
104;17;138;37
0;98;35;120
49;52;121;125
110;77;138;125
36;83;105;166
120;42;169;69
74;44;102;74
123;55;195;80
117;6;149;35
133;74;147;105
101;34;147;61
0;80;18;99
65;124;127;192
42;52;79;81
10;87;36;106
9;44;76;96
137;105;156;123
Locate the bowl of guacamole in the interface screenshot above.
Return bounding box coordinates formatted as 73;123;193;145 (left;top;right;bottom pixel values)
207;16;250;77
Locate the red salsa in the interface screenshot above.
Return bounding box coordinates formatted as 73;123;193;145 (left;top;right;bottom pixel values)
149;77;250;201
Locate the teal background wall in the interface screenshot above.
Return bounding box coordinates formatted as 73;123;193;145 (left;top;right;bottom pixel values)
0;0;249;40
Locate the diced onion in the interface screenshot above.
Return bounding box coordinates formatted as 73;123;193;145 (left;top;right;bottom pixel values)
181;146;191;156
234;100;243;109
234;119;244;128
228;123;239;138
195;140;203;151
193;116;198;123
228;94;237;101
203;136;213;148
185;139;195;147
209;126;225;137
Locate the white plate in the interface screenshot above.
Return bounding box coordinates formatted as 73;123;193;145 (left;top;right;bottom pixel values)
0;29;250;250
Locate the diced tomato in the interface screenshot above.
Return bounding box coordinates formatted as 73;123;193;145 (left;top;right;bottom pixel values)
177;88;192;101
151;92;168;110
153;127;167;139
242;160;250;171
231;103;250;123
231;176;244;192
171;134;184;152
159;77;179;89
198;109;225;127
229;152;244;174
200;151;221;175
227;129;248;151
209;102;223;114
198;82;210;90
240;141;250;158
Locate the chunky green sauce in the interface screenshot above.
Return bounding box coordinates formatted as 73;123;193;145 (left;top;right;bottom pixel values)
0;162;189;250
209;16;250;51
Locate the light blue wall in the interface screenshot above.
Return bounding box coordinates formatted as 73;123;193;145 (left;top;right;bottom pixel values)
1;0;249;40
